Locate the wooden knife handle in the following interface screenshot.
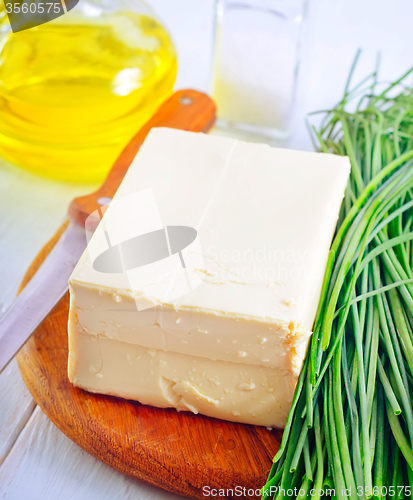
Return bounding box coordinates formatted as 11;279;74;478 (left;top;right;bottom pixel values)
68;89;216;226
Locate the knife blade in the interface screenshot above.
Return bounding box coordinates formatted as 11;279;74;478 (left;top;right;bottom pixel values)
0;222;86;374
0;89;216;375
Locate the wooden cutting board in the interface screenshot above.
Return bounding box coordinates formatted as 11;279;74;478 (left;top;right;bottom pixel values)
16;90;282;500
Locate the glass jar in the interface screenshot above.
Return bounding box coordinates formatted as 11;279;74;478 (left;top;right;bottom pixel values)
212;0;307;141
0;0;177;182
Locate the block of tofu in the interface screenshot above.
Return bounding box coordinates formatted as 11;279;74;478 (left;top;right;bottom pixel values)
68;128;350;428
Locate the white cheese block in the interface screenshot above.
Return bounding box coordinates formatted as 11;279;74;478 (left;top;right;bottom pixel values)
68;128;350;428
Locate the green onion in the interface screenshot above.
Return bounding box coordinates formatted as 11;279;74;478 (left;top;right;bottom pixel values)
262;54;413;498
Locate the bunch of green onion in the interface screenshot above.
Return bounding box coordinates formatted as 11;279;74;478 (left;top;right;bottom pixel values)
262;53;413;499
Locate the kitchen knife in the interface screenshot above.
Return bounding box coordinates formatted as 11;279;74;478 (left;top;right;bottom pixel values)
0;90;216;374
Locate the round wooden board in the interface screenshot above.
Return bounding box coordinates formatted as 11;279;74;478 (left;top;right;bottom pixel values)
16;224;282;500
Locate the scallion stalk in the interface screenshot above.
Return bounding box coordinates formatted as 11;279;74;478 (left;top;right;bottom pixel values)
262;55;413;498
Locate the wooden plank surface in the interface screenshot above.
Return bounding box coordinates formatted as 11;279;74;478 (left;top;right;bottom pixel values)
0;159;96;473
0;407;183;500
0;359;35;466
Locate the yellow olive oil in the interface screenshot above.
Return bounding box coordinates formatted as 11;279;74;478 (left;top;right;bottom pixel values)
0;10;177;181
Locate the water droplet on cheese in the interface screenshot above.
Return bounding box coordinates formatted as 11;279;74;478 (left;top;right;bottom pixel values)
237;351;247;357
112;293;122;303
175;317;181;324
259;337;267;344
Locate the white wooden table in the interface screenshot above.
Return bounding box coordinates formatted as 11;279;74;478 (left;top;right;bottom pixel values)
0;0;411;498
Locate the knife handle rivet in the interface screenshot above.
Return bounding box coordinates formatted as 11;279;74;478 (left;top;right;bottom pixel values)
179;97;193;106
97;197;112;206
